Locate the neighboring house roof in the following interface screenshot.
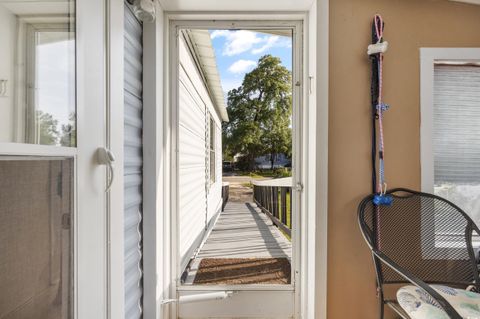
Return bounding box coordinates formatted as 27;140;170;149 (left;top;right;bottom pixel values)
185;30;229;122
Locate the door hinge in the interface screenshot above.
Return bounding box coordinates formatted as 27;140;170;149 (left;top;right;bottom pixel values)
294;182;304;192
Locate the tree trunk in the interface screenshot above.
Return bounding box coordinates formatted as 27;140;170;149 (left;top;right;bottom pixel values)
249;154;256;171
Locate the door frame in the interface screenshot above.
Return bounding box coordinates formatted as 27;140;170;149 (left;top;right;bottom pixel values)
106;0;126;318
166;16;307;319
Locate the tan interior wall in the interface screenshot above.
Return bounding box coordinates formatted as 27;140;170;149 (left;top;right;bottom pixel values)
327;0;480;318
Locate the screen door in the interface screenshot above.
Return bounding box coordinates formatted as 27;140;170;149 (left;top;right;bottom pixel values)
0;0;108;318
171;21;303;319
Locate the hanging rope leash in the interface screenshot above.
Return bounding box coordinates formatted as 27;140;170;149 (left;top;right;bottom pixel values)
369;14;393;207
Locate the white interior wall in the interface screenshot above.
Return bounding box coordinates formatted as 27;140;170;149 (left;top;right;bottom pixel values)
0;5;16;142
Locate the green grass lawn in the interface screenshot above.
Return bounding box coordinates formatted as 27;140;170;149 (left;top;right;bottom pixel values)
233;169;292;179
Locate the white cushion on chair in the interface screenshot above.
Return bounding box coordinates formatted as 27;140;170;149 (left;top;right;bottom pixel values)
397;285;480;319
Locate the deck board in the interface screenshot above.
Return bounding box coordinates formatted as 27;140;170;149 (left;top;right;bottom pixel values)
196;202;292;259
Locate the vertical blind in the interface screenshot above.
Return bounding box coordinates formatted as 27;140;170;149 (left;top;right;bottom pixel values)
433;64;480;184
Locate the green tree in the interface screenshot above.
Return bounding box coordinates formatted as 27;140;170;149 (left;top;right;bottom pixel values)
36;110;59;145
60;112;76;147
262;109;292;170
223;55;292;170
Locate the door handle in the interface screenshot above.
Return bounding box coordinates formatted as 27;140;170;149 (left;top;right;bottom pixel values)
97;147;116;192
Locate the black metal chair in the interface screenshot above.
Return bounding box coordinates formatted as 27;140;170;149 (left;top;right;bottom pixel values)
358;188;480;319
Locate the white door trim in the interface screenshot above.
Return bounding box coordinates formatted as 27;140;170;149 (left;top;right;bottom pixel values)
141;1;167;318
106;0;125;318
313;1;329;319
145;4;328;318
77;0;108;317
165;15;310;319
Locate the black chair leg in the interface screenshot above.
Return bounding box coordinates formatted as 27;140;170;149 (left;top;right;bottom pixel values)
379;297;384;319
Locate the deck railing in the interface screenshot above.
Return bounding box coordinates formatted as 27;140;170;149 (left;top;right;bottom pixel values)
222;182;230;211
252;178;292;237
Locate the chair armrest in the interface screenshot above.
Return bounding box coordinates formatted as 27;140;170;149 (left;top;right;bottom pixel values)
372;249;462;319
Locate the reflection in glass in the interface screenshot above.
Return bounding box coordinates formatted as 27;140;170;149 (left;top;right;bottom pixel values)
0;1;75;146
0;158;73;319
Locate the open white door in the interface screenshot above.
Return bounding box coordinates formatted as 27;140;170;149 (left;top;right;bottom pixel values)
168;20;303;319
0;0;110;318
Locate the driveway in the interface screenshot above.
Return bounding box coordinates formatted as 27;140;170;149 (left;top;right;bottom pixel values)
222;174;272;202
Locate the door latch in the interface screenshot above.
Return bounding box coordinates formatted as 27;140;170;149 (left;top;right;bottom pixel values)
97;147;116;192
294;182;304;192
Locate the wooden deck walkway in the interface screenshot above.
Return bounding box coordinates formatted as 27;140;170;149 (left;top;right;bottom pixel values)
183;201;292;284
197;201;292;259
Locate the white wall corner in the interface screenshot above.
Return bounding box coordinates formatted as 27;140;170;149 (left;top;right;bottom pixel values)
315;0;329;318
142;1;167;318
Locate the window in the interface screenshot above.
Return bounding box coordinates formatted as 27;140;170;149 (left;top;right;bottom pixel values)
25;25;76;146
421;49;480;252
0;4;75;146
432;64;480;220
422;56;480;221
209;116;216;185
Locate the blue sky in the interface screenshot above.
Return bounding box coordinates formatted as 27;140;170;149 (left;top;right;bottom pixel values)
209;30;292;96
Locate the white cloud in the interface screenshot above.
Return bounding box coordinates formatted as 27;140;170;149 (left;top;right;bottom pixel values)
211;30;292;57
211;30;263;56
228;59;257;74
253;35;292;55
251;36;280;54
221;78;243;94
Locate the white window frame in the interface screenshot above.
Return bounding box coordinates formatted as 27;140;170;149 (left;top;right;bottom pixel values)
208;114;216;186
420;48;480;193
23;22;74;145
420;48;480;255
0;0;115;318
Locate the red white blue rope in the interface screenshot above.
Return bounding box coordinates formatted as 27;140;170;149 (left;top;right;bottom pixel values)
374;14;388;195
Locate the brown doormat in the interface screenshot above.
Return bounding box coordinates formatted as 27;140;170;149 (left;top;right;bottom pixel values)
193;258;291;285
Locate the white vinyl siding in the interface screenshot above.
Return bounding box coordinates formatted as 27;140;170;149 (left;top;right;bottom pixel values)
178;36;223;271
207;119;222;223
124;6;143;319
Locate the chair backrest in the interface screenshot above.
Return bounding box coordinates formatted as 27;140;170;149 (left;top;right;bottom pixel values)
358;188;480;287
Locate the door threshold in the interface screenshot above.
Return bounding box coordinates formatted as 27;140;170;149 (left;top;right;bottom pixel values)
177;284;295;291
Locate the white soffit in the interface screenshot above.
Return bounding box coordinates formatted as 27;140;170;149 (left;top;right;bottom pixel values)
187;30;229;122
158;0;315;11
449;0;480;4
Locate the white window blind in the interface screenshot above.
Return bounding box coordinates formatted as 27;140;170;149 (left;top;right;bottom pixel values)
433;64;480;221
